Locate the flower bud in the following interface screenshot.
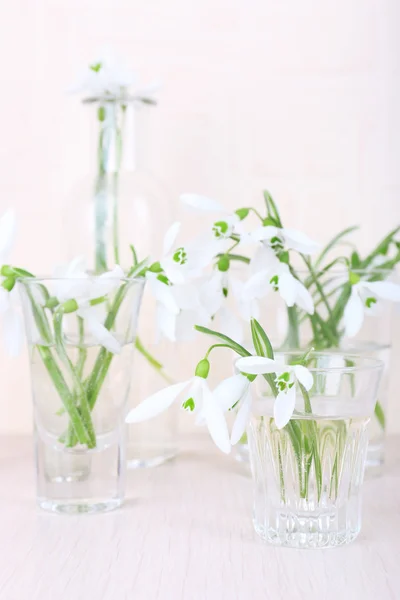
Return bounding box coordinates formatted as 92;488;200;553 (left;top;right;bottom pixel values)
0;265;14;277
45;296;59;309
235;208;249;220
349;271;360;285
2;276;15;292
195;358;210;379
61;299;79;314
217;255;230;272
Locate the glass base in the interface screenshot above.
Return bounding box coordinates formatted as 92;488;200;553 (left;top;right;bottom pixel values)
253;514;360;549
35;431;125;514
38;497;122;515
127;445;178;469
365;441;384;477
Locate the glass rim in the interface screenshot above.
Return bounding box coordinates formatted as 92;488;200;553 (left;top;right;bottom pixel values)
18;275;145;285
294;266;394;276
273;351;384;374
82;94;156;105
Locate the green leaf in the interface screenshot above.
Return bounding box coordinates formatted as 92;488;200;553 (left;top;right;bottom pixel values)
263;190;282;226
360;226;400;269
374;400;386;430
194;325;251;358
315;225;359;268
250;319;274;359
350;251;361;269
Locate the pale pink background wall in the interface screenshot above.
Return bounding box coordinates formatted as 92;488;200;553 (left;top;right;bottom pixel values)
0;0;399;433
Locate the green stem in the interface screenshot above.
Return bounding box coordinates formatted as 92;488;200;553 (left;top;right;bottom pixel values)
135;337;174;384
76;316;87;379
53;311;96;448
37;345;91;446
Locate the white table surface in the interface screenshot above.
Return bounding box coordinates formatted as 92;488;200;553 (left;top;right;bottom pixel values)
0;434;399;600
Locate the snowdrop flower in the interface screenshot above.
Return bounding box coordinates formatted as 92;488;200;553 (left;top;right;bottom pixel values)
147;272;210;342
235;356;313;429
126;368;249;453
251;224;319;255
180;194;249;248
52;258;126;354
244;246;314;314
69;46;160;101
344;279;400;337
0;210;24;356
157;221;215;285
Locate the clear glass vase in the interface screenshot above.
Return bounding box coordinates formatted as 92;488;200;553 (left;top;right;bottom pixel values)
248;352;383;548
234;268;394;472
66;93;178;469
19;275;143;514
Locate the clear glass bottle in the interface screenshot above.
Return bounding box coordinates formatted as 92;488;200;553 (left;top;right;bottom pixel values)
66;94;179;468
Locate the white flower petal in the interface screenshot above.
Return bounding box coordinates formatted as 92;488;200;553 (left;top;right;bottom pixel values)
163;222;181;256
180;194;227;213
202;388;231;454
293;280;314;314
0;287;10;313
364;281;400;302
250;245;280;275
172;283;200;311
147;275;179;315
235;356;279;374
243;271;271;301
160;259;186;285
282;228;320;255
212;374;249;412
274;387;296;429
231;390;252;445
156;305;176;342
199;273;224;316
250;226;278;243
0;210;16;261
278;272;297;307
343;287;365;337
126;380;190;423
3;308;23;357
293;365;313;391
79;309;121;354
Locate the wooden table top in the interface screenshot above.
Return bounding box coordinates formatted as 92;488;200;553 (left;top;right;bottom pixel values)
0;434;399;600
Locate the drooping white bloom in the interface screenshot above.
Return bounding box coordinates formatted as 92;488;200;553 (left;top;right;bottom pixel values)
180;194;249;249
344;279;400;337
235;356;313;429
251;225;319;255
0;210;24;357
52;258;125;353
126;373;248;454
68;46;160;101
244;246;314;314
147;272;210;342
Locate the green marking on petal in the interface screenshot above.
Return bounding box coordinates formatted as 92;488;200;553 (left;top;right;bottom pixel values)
157;274;170;285
90;62;102;73
365;297;377;309
172;247;187;265
212;221;229;238
182;398;195;412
